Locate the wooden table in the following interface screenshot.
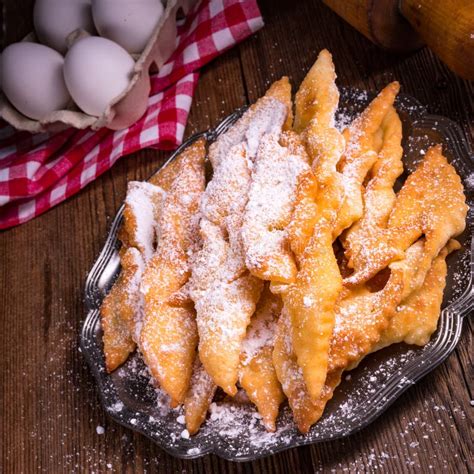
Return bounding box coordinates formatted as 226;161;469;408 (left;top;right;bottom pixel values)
1;1;472;472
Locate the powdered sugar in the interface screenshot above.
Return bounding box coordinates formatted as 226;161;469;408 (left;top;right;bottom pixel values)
242;132;309;280
207;96;287;169
303;296;313;308
190;96;288;392
240;289;280;365
124;181;166;262
464;172;474;189
125;249;146;344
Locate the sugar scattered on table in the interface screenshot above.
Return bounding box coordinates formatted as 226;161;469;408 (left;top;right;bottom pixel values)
110;401;123;413
187;447;201;455
465;172;474;188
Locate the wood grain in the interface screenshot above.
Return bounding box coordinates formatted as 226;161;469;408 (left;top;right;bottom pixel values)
322;0;424;53
0;0;472;472
401;0;474;80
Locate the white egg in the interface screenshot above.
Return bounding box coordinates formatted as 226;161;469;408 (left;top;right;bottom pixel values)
91;0;164;54
1;42;71;120
34;0;95;54
64;36;135;117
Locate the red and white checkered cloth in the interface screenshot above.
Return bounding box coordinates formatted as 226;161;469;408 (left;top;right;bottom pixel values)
0;0;263;229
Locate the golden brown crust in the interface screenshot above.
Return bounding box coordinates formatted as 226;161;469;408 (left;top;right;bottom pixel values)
343;106;403;267
140;138;206;405
340;81;400;171
273;309;343;433
239;286;285;431
375;240;460;350
101;247;143;372
345;146;468;287
184;358;217;435
265;76;294;130
294;49;339;134
279;50;345;402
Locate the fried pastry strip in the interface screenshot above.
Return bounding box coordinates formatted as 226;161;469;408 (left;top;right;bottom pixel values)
207;77;292;172
242;131;310;283
329;232;461;375
281;79;401;402
239;285;285;431
375;240;460;350
290;65;399;255
285;218;342;400
190;217;264;396
288;50;344;258
287;82;399;264
100;247;145;372
339;81;400;171
119;181;166;261
334;82;400;237
345;146;468;287
140;139;206;406
184;358;217;435
290;82;400;259
101;181;165;372
278;51;344;400
343;106;403;266
294;49;339;134
273;309;343;433
148;143;196;190
274;256;406;432
328;266;404;373
274;235;440;432
294;240;459;429
190;79;293;396
330;235;460;376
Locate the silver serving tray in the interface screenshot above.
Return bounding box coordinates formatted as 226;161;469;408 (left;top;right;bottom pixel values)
81;92;473;461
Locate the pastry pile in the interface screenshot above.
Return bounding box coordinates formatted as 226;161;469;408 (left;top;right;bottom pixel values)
100;50;468;435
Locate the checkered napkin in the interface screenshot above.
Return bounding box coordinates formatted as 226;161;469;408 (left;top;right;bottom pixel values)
0;0;263;229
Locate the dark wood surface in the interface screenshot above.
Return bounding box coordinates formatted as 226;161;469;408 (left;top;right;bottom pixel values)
1;1;472;472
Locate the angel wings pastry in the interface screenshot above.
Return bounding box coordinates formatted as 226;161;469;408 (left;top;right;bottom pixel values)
140;138;206;407
99;48;468;437
188;78;293;397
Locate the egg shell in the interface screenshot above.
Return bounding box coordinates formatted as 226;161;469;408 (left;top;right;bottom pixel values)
92;0;164;54
1;42;71;120
34;0;95;54
64;36;135;117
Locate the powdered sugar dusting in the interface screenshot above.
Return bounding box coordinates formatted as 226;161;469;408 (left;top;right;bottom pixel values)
242;132;309;280
124;181;166;262
240;289;280;366
190;97;288;390
464;172;474;189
